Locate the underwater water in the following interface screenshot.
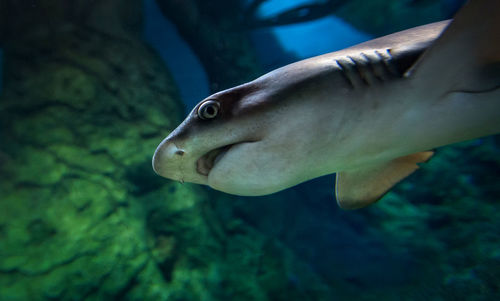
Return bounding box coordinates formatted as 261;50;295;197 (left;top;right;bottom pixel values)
143;0;209;110
1;0;498;300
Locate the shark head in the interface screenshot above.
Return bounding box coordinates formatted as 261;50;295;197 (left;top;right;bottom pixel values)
153;0;500;208
153;61;344;195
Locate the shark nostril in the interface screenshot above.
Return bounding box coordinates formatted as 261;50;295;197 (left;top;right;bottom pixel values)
175;150;185;156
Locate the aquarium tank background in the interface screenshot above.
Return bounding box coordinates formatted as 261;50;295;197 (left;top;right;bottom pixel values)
0;0;498;300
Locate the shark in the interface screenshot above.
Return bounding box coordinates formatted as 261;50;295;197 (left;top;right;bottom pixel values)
152;0;500;209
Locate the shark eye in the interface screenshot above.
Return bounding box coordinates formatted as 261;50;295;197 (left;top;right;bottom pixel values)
198;100;220;120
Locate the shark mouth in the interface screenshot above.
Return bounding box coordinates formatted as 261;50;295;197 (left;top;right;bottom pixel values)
196;144;234;176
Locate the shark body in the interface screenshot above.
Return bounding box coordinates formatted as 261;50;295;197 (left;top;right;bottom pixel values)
153;0;500;209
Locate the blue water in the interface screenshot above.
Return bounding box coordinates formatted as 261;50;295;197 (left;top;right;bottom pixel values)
256;0;371;59
143;0;209;110
256;0;315;18
263;16;370;60
143;0;370;110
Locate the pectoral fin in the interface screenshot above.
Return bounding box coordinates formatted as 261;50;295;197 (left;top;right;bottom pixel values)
335;151;434;209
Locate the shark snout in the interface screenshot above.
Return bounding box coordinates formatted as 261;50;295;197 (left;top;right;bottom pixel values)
152;138;209;185
152;139;185;176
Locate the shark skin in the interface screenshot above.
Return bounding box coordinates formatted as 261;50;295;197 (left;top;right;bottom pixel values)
153;0;500;209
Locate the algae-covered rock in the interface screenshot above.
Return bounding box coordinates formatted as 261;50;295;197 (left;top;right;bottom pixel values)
135;184;334;301
0;2;183;298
